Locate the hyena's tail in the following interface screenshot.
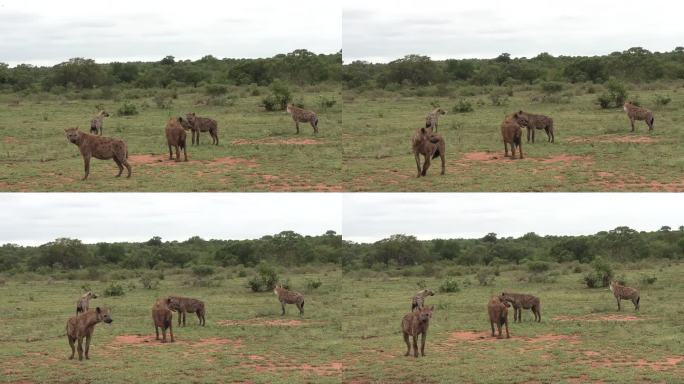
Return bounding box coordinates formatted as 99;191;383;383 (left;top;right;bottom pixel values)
650;116;655;129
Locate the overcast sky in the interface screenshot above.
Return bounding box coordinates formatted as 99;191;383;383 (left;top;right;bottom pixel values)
343;193;684;243
0;193;342;246
0;0;341;67
343;0;684;63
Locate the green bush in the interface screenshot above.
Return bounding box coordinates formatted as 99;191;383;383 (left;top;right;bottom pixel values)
597;93;612;109
452;99;474;113
139;273;159;290
527;260;551;274
261;80;291;111
192;265;215;278
654;94;671;106
103;283;125;297
584;256;614;288
641;275;657;285
153;95;173;109
247;262;279;292
541;81;564;94
439;276;460;292
117;101;138;116
598;78;628;109
318;96;337;109
476;267;496;286
205;84;228;97
306;278;322;290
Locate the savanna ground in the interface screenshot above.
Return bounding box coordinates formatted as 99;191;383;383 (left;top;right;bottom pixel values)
0;267;342;383
0;85;341;191
342;83;684;191
341;261;684;383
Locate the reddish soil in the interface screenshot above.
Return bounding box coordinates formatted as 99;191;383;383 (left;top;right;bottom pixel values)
232;138;324;145
444;331;579;344
459;151;592;165
567;135;659;144
461;152;500;162
238;356;343;376
211;157;258;167
586;355;684;371
128;154;258;168
590;177;684;192
3;136;18;144
113;334;242;348
553;314;644;322
217;318;326;327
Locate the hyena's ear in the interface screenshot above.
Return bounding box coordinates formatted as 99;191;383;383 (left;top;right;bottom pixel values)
177;117;183;122
518;110;523;114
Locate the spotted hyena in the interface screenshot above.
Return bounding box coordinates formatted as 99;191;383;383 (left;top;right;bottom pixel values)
286;103;319;134
623;102;654;132
411;289;435;311
274;285;304;316
66;307;113;361
412;127;445;177
488;296;510;339
514;110;554;143
501;114;523;159
425;108;447;131
402;305;434;357
152;298;174;342
499;292;541;322
609;281;640;311
185;113;219;145
90;110;110;136
76;291;98;315
65;128;131;180
167;296;205;326
165;117;188;162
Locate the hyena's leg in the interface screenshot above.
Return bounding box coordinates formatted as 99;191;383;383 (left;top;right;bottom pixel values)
161;327;167;343
121;157;131;178
490;321;496;337
531;128;536;143
169;322;174;342
412;335;419;357
77;337;84;361
168;144;173;160
496;322;503;339
177;312;182;326
629;117;635;132
420;331;427;356
85;334;91;359
518;141;523;159
544;127;551;142
295;121;300;134
182;311;186;327
421;155;431;176
504;142;509;157
69;337;76;359
403;332;411;356
113;157;124;177
182;142;187;162
526;127;531;143
549;126;555;143
82;154;91;180
504;319;510;338
414;152;422;177
440;150;445;176
281;301;286;316
616;297;621;311
155;325;160;340
511;143;517;159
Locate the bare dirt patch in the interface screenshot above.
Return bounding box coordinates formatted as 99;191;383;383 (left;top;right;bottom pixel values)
113;334;242;348
553;314;644;322
217;318;327;327
459;151;592;165
3;136;18;144
211;157;258;167
589;176;684;192
128;154;258;168
567;135;659;144
442;331;579;346
232;138;325;145
461;151;501;162
238;356;343;376
584;355;684;371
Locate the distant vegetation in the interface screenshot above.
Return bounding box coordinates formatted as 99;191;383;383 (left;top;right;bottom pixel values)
0;49;341;94
343;47;684;94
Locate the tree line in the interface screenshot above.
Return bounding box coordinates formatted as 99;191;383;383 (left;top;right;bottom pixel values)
342;226;684;270
0;49;341;92
343;47;684;89
0;230;341;272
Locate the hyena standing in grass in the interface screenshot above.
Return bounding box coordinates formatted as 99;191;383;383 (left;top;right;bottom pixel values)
425;108;447;132
90;110;109;136
514;110;554;143
167;296;206;326
273;285;305;316
623;102;654;132
185;113;219;145
66;307;113;361
411;127;445;177
65;128;131;180
487;296;510;339
401;305;434;357
286;103;319;134
165;117;188;162
609;281;640;311
501;114;523;159
75;291;98;315
411;289;435;311
152;298;174;343
499;292;541;322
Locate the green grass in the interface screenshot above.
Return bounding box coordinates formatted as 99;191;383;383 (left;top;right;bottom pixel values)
341;261;684;383
342;86;684;191
0;268;342;383
0;86;342;191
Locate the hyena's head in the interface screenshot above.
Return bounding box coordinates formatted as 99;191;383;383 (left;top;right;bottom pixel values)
499;293;513;306
437;108;447;116
186;112;197;124
418;305;434;322
273;285;283;295
96;307;113;324
513;111;528;126
609;281;616;292
286;103;294;113
425;289;435;296
100;110;110;118
166;297;181;311
87;291;98;299
177;117;192;130
64;127;82;144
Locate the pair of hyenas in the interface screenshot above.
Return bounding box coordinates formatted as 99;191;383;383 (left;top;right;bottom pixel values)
151;296;206;343
500;110;555;159
487;292;541;339
412;108;447;177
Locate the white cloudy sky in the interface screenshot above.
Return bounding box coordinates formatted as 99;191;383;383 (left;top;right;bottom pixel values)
343;193;684;243
343;0;684;63
0;0;341;67
0;193;342;245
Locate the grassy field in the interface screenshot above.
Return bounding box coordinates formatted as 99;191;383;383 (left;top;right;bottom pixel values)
0;267;342;383
341;261;684;383
342;85;684;191
0;86;341;191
